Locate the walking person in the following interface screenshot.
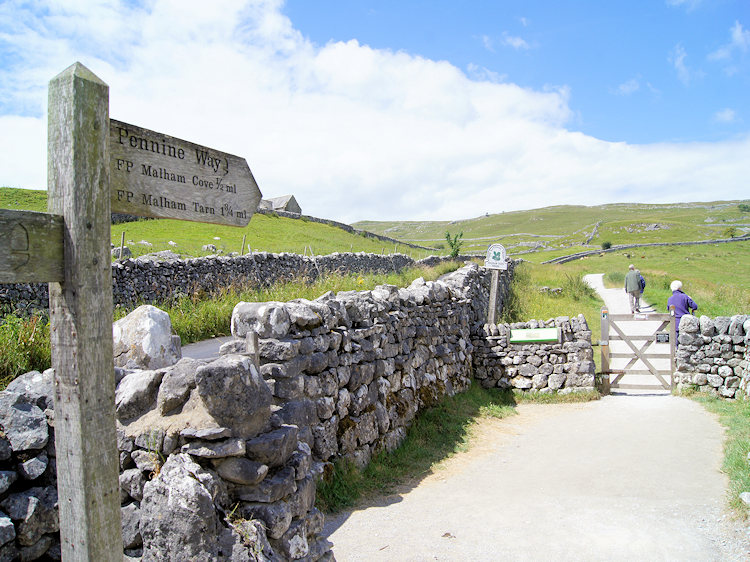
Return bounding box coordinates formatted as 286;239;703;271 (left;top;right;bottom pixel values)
667;280;698;339
624;264;642;313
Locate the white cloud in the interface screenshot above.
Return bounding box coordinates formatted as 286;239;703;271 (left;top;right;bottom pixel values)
666;0;702;11
615;77;640;95
714;108;737;123
501;32;530;50
730;20;750;51
0;0;748;223
480;35;494;52
710;20;750;62
669;43;692;85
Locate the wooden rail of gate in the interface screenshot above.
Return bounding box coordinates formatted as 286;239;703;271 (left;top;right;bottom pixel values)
600;307;675;391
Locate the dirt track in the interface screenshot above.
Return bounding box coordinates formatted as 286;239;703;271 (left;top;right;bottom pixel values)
322;274;750;561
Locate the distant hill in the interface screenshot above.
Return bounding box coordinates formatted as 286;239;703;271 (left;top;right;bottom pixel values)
353;201;750;260
3;187;748;262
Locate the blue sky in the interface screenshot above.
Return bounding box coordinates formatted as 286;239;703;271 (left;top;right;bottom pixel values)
0;0;748;223
284;0;749;144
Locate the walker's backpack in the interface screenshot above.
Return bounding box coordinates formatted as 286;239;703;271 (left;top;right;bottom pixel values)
639;274;646;292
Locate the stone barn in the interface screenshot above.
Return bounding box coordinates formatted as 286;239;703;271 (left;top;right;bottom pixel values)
262;195;302;214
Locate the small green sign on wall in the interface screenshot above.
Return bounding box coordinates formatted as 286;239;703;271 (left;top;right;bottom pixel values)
509;327;561;343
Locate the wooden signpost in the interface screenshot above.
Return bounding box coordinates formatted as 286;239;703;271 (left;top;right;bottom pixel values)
485;243;508;325
110;119;261;226
0;62;262;560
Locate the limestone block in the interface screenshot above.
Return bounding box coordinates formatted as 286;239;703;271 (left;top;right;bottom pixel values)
245;425;299;467
231;301;290;339
714;316;731;335
18;452;48;481
213;458;268;486
707;374;723;388
680;315;699;333
532;373;548;390
5;369;54;411
511;376;533;389
195;355;272;440
699;316;715;336
0;472;17;496
232;467;297;503
113;304;181;370
121;502;142;550
181;438;246;459
120;468;147;502
548;373;566;390
115;369;165;421
140;454;223;561
0;512;15;547
0;392;48;452
0;486;58;547
239;501;292;540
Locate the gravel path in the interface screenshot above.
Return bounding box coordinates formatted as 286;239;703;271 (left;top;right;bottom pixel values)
323;274;750;561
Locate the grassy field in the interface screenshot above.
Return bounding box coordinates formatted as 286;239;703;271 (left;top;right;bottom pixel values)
0;187;436;259
355;200;750;256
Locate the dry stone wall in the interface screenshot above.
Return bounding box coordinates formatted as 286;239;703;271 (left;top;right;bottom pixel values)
221;262;514;468
0;259;603;561
1;252;455;314
674;314;750;399
472;316;596;393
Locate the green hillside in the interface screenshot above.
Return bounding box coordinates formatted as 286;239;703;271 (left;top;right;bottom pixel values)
0;187;429;259
354;201;750;259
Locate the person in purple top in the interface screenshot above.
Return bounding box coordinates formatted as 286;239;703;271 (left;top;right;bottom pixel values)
667;280;697;338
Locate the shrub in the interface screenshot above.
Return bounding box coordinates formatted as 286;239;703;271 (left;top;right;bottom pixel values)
445;231;464;258
601;241;612;250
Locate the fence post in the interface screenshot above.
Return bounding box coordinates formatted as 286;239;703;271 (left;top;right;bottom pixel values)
669;305;676;391
600;306;610;394
487;269;499;325
48;62;122;560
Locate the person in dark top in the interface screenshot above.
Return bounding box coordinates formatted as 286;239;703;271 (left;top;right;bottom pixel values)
624;264;642;313
667;280;698;338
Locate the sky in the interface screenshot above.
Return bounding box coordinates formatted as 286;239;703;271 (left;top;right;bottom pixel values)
0;0;748;224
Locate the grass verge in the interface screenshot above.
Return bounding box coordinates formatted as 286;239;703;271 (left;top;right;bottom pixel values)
680;389;750;518
0;314;51;389
317;384;599;514
0;262;462;390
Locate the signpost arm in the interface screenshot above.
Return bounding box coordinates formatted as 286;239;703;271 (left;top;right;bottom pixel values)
48;62;122;560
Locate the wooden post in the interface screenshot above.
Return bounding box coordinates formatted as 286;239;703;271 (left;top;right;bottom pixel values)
487;269;499;325
240;233;247;255
48;62;122;560
118;231;125;260
669;305;676;391
600;306;610;393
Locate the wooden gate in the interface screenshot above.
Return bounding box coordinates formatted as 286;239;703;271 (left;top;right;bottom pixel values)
600;308;675;391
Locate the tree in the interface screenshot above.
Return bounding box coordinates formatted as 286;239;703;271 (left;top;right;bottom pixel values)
738;203;750;213
724;226;738;239
445;231;464;258
601;241;612;250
